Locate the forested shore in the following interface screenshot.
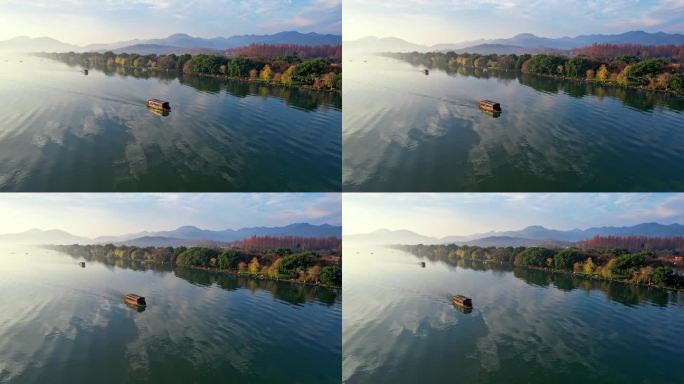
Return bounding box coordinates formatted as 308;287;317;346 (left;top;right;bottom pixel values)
396;237;684;290
390;44;684;95
48;240;342;288
38;47;342;91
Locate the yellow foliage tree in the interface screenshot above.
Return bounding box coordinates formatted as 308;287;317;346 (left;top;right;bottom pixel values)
617;65;631;86
583;258;596;275
248;257;260;275
586;69;595;80
596;65;609;82
281;65;296;86
260;65;273;82
238;261;247;274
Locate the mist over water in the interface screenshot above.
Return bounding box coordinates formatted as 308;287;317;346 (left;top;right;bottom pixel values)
343;54;684;192
0;54;341;191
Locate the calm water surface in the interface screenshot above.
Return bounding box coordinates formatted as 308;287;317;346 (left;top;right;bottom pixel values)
342;243;684;383
343;54;684;191
0;54;341;191
0;245;341;383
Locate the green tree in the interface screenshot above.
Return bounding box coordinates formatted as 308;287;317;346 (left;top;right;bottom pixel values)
320;265;342;286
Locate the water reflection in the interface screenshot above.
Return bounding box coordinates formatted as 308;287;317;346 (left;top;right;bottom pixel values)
60;60;342;111
0;55;341;192
343;55;684;192
65;251;340;307
400;57;684;112
407;250;679;308
343;244;684;384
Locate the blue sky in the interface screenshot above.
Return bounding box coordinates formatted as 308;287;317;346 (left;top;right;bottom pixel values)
0;0;341;45
0;193;341;237
344;0;684;45
344;193;684;237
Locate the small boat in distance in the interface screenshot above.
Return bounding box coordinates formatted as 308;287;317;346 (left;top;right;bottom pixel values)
479;100;501;113
124;294;146;307
424;69;429;75
146;99;171;111
420;262;426;268
452;295;473;308
82;69;88;75
79;262;86;268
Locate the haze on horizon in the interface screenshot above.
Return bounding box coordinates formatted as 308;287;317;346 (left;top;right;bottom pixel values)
343;0;684;45
344;194;684;238
0;193;341;238
0;0;342;46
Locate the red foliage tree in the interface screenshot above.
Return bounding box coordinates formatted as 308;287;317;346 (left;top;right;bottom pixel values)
231;236;341;252
225;44;342;62
578;236;684;251
572;44;684;62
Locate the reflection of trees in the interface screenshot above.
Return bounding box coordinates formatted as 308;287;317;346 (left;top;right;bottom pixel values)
403;247;677;308
63;251;339;306
68;62;342;111
398;57;684;112
174;267;339;306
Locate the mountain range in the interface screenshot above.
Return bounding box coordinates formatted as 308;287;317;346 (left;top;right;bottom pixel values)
0;223;342;247
345;31;684;55
0;31;342;54
345;222;684;247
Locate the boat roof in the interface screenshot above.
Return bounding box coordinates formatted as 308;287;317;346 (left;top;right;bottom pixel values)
480;100;499;106
125;293;144;299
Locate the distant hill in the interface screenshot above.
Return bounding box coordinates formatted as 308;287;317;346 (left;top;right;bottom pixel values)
0;31;342;54
346;223;684;247
344;229;440;245
0;223;341;246
464;236;573;248
110;44;221;55
344;36;428;53
0;36;79;52
96;223;341;244
348;31;684;55
0;229;89;245
111;236;231;248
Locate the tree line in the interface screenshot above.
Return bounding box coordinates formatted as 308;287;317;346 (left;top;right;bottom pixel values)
231;236;341;252
225;44;342;62
392;44;684;94
578;236;684;252
49;242;342;287
39;49;342;91
397;243;682;289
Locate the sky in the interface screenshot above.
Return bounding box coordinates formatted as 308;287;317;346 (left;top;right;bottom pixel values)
344;0;684;45
0;193;341;238
0;0;341;45
344;193;684;237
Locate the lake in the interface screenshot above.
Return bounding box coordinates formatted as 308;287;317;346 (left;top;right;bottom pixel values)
0;245;341;383
0;54;341;191
342;243;684;383
343;54;684;191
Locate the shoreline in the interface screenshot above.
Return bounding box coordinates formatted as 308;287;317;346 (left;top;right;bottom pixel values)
519;264;684;292
381;54;684;97
176;263;342;289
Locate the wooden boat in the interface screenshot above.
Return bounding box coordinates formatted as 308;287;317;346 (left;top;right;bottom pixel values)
452;295;473;308
479;100;501;112
147;106;170;117
146;99;171;110
124;294;146;307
